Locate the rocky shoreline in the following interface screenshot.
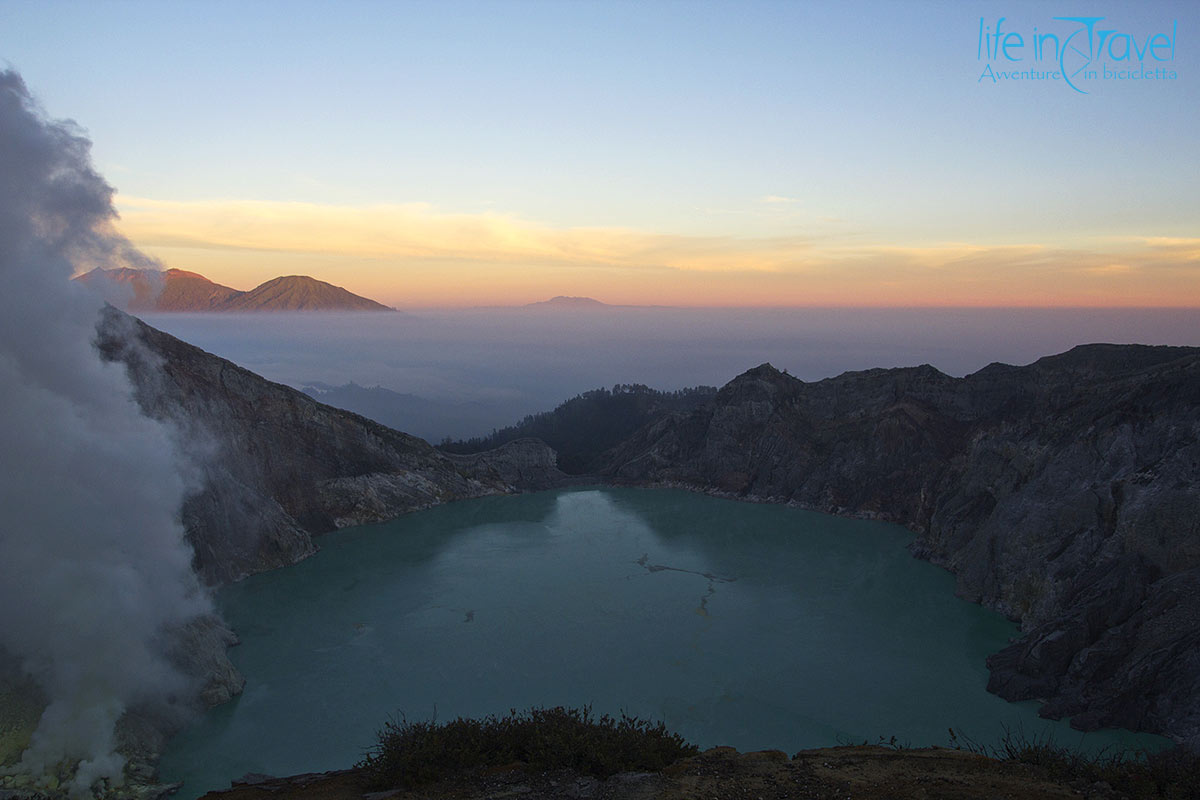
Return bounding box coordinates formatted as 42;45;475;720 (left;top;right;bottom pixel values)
0;311;569;794
3;317;1195;795
109;322;1198;750
98;308;567;588
595;346;1200;748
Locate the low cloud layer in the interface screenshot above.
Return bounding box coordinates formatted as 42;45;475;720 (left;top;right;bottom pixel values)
114;197;1199;307
0;70;208;792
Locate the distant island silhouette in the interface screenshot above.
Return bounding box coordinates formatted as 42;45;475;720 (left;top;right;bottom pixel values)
523;295;609;308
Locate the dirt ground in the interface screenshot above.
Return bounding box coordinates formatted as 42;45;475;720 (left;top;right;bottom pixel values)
198;744;1122;800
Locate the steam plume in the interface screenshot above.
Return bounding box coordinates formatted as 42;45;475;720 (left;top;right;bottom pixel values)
0;70;208;793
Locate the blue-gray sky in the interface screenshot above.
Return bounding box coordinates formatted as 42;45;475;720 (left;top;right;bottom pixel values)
2;0;1196;306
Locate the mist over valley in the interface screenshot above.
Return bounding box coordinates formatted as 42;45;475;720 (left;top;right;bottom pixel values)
145;306;1200;442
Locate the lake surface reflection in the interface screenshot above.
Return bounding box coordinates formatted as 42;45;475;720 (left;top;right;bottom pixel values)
159;488;1168;796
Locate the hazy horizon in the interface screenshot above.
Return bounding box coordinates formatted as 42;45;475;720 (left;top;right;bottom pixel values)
144;306;1200;441
78;265;1200;311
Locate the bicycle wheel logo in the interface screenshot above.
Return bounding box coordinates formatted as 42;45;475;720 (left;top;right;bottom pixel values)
1056;17;1103;94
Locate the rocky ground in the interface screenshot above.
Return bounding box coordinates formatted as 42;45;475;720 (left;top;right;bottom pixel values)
187;746;1127;800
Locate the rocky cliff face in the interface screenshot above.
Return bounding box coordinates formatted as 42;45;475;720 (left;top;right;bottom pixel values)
64;309;565;772
14;308;566;782
443;438;567;492
97;308;565;586
78;316;1200;753
599;345;1200;747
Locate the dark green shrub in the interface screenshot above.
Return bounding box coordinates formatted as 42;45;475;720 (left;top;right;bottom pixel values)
358;705;698;789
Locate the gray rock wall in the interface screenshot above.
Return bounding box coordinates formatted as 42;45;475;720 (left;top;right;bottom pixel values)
600;345;1200;747
98;308;564;585
88;311;1200;749
83;309;565;769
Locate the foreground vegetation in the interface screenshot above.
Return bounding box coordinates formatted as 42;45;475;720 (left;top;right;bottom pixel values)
357;707;1200;798
945;726;1200;799
358;706;699;789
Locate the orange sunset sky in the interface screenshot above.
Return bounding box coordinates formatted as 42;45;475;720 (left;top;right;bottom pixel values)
5;0;1196;308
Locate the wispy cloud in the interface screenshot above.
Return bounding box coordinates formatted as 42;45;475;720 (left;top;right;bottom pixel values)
112;197;1200;306
114;196;818;273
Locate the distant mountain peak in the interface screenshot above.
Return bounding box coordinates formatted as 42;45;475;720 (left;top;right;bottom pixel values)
746;362;781;375
220;274;393;312
164;268;209;280
524;296;608;308
74;268;394;312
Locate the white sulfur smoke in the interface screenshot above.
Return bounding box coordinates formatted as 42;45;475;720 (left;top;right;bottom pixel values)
0;70;209;793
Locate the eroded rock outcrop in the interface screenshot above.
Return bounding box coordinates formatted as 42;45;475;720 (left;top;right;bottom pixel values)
443;438;568;492
599;345;1200;746
97;308;564;585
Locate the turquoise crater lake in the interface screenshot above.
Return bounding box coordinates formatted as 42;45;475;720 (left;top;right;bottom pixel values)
159;488;1167;796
